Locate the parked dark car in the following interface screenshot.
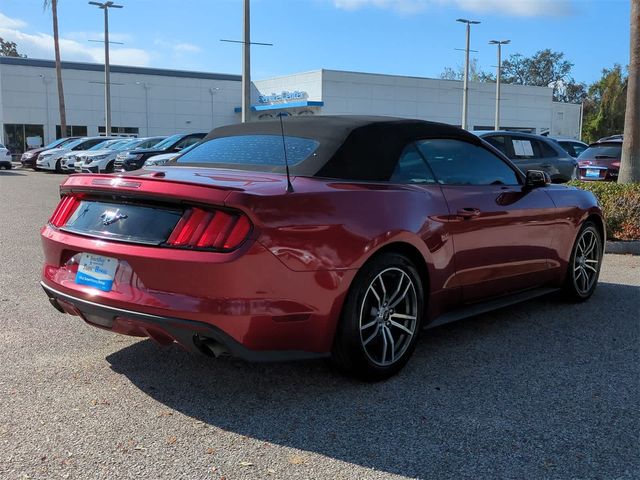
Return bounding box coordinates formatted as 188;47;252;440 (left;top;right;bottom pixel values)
20;137;79;169
479;131;577;183
554;138;588;158
114;133;206;172
41;116;604;380
577;138;622;181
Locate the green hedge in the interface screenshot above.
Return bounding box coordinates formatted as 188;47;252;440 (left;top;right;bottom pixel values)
567;181;640;241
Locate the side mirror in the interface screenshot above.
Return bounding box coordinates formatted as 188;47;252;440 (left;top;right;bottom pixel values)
525;170;551;188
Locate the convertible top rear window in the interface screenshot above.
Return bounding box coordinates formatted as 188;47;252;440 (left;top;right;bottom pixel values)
175;135;319;172
169;116;484;180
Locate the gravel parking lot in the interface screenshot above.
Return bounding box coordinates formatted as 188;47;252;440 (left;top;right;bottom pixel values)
1;168;639;480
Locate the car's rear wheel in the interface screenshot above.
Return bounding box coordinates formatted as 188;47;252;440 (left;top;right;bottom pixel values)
563;221;603;301
332;252;424;381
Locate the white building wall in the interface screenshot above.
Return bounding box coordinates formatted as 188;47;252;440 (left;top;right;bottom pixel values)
0;59;241;146
550;102;583;139
320;70;555;133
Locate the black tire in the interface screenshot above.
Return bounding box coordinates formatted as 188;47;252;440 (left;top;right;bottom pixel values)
55;159;62;173
563;221;603;301
105;160;115;173
332;252;424;381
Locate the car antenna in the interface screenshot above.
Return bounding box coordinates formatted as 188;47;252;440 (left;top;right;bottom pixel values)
277;112;294;193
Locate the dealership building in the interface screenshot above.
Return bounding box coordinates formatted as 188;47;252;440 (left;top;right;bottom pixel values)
0;56;582;155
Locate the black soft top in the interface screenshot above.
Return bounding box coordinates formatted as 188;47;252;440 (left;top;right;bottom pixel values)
197;116;482;181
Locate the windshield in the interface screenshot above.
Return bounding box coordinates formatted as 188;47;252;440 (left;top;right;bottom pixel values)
110;139;138;151
152;134;183;150
44;138;71;149
135;137;166;149
578;144;622;159
89;139;119;151
61;138;87;150
174;135;320;172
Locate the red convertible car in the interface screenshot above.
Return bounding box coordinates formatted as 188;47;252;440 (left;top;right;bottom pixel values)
41;117;604;380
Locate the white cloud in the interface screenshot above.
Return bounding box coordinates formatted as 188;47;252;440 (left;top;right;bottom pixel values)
332;0;574;16
65;31;133;44
0;11;151;66
454;0;573;16
173;42;202;54
153;38;203;57
0;11;27;29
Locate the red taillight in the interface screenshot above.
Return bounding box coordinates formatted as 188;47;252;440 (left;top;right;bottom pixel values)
167;207;252;251
49;195;81;227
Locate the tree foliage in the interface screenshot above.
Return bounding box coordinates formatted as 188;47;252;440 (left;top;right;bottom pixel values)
500;49;585;102
582;65;628;143
440;58;494;82
439;48;586;103
0;37;26;57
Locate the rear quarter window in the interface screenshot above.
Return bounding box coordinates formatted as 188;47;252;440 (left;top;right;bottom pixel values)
578;144;622;159
175;135;320;171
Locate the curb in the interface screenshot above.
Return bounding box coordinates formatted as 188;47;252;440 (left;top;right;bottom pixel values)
606;241;640;255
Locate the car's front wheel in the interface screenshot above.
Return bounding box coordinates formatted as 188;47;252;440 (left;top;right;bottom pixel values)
332;252;424;381
563;221;603;301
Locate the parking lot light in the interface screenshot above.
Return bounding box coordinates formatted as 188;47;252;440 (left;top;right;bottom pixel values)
489;39;510;131
456;18;481;131
89;1;124;137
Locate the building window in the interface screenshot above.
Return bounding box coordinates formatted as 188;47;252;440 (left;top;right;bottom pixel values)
56;125;88;138
3;124;45;154
98;126;139;137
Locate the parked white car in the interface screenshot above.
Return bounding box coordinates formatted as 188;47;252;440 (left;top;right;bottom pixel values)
75;136;166;173
0;143;12;169
61;138;123;172
37;137;112;172
143;141;199;167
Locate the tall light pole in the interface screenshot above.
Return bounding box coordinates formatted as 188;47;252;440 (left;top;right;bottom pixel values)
456;18;480;131
89;1;123;137
209;87;221;128
489;39;510;131
221;0;272;123
242;0;250;123
135;81;150;135
39;75;51;143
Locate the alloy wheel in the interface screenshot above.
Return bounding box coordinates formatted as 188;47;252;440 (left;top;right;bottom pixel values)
573;228;601;295
359;267;418;367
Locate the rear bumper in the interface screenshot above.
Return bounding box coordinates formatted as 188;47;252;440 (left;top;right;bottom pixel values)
41;282;327;362
41;225;354;357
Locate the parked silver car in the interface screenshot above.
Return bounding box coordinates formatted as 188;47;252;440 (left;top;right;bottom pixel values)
478;131;578;183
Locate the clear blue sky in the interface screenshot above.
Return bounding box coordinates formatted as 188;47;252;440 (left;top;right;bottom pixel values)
0;0;631;85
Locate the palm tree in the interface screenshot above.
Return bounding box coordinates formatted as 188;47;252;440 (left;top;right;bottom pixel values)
43;0;67;138
619;0;640;183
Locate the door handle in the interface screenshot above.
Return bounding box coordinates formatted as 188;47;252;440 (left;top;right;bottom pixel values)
457;207;481;219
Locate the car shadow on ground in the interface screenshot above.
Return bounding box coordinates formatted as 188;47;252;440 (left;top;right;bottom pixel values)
106;282;639;479
0;170;26;176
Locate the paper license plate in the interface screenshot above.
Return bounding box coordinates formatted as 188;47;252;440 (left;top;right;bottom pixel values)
75;253;118;292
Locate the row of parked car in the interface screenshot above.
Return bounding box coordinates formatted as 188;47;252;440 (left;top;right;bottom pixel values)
10;128;624;182
476;131;624;183
18;132;206;173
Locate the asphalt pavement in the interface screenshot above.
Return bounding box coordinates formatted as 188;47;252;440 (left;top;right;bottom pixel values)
1;168;639;480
